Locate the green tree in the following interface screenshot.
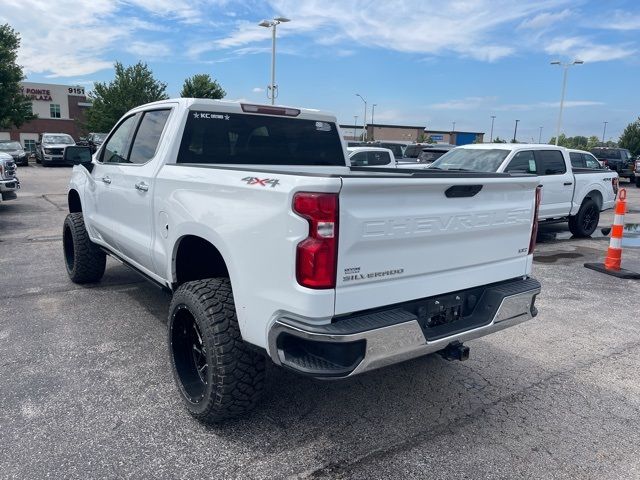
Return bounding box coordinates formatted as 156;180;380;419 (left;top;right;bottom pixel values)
619;117;640;156
86;61;168;132
0;24;36;129
493;136;507;143
586;135;600;150
180;73;225;99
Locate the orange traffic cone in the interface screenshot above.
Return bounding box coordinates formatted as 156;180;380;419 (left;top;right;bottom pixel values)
585;188;640;279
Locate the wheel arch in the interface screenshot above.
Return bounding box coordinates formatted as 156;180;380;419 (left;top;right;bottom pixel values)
68;189;82;213
584;189;603;210
171;234;231;288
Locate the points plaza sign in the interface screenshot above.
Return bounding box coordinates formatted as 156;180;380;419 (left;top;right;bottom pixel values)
21;87;53;102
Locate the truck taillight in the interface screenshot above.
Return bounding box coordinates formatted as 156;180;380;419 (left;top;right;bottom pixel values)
612;177;619;196
293;192;339;289
528;186;542;254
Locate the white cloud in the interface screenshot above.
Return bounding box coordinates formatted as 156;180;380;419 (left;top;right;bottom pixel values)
201;0;571;62
430;97;498;110
544;36;635;62
595;11;640;31
252;87;265;92
126;41;172;58
519;9;572;30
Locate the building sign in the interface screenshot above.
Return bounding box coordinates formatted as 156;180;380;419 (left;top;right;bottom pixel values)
430;134;444;141
21;87;53;101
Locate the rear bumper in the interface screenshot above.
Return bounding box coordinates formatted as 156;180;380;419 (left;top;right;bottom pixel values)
268;277;541;378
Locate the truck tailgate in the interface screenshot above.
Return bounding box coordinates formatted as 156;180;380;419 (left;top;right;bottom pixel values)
335;175;539;315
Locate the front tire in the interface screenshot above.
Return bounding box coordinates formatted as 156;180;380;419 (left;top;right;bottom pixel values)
63;213;106;283
568;198;600;237
635;176;640;188
168;278;265;423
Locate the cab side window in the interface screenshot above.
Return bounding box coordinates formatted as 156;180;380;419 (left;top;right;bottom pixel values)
368;151;392;166
535;150;567;175
570;152;585;168
505;150;536;174
101;114;139;164
128;110;171;164
350;152;368;166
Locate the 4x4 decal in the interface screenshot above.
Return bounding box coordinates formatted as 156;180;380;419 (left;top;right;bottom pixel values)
241;176;280;188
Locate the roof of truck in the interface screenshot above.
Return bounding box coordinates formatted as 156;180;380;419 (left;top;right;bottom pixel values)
128;98;337;122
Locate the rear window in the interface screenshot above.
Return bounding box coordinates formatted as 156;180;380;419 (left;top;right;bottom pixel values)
429;148;510;172
349;150;392;166
403;145;423;158
591;148;621;159
178;111;345;166
418;149;447;163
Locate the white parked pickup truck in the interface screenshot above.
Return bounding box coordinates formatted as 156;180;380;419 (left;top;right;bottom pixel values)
430;144;619;237
62;99;542;423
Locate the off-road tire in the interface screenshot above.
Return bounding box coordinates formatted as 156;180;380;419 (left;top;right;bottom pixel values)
568;198;600;238
62;213;106;283
168;278;265;423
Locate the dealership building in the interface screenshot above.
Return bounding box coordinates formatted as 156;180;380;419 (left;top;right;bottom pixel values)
0;82;91;153
341;123;484;145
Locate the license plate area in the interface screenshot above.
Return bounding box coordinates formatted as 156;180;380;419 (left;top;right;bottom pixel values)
410;286;491;341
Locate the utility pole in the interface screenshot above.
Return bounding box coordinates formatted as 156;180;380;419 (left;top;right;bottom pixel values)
452;121;456;131
513;119;520;142
353;115;358;140
539;126;543;143
602;121;608;144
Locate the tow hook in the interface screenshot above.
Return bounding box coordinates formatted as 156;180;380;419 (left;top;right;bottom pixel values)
438;341;470;361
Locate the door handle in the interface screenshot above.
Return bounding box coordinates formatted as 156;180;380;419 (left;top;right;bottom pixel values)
563;182;573;186
101;176;111;184
135;181;149;192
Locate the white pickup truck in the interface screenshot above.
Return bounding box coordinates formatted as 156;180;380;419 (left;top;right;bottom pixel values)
430;144;619;237
62;99;542;423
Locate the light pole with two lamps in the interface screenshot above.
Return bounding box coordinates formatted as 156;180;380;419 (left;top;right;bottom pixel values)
258;16;291;105
355;93;367;141
550;59;584;145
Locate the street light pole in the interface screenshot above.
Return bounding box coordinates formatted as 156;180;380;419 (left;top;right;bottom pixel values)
371;104;377;141
452;121;456;132
490;115;495;142
259;16;291;105
602;121;608;144
551;59;584;145
513;119;520;142
355;94;367;141
539;126;543;143
353;115;358;140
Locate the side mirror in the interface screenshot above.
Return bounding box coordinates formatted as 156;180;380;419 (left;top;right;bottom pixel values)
64;146;93;169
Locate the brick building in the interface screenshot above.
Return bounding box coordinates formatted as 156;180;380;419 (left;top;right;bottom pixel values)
340;122;484;145
0;82;91;153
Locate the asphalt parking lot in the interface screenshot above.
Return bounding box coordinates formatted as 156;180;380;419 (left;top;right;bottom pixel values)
2;162;640;479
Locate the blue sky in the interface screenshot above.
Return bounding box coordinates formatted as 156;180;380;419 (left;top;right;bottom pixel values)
3;0;640;142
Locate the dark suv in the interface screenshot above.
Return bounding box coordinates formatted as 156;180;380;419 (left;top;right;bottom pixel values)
590;147;635;182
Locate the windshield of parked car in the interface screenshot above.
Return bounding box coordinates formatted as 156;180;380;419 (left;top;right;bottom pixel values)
429;148;510;172
43;134;74;144
178;111;345;166
92;133;108;142
0;141;22;151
